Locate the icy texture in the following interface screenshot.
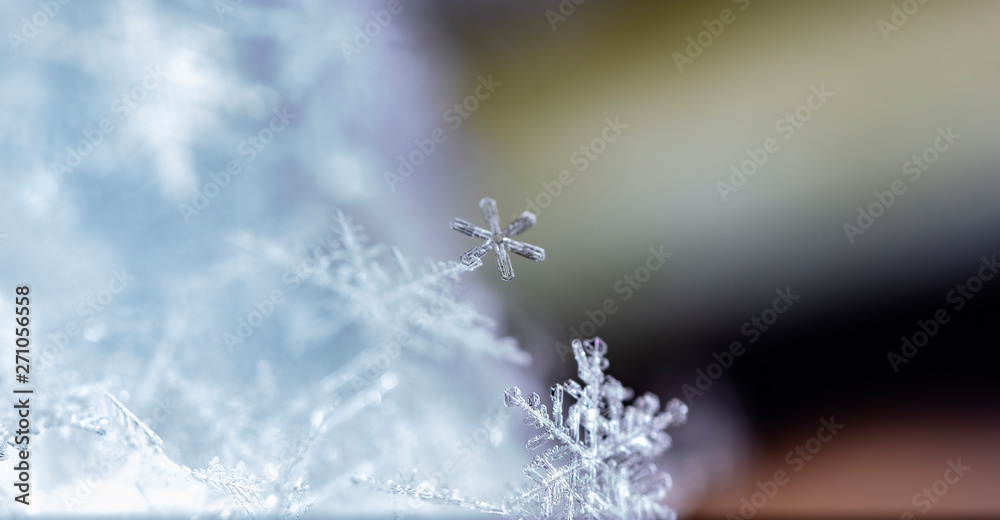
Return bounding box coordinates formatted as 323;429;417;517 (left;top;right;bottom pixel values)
313;210;531;365
360;336;687;520
452;197;546;281
0;0;536;515
105;391;164;447
188;457;264;518
0;210;529;517
228;212;529;513
502;337;688;520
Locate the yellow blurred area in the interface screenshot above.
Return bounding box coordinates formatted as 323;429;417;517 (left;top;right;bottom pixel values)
431;1;1000;331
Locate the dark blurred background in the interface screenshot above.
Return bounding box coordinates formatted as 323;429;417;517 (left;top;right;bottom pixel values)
387;0;1000;516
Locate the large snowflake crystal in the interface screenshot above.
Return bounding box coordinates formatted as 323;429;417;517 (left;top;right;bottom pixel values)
502;337;687;520
360;336;687;520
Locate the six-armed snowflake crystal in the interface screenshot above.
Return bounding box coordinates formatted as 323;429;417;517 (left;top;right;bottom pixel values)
503;337;688;520
451;197;545;281
356;336;688;519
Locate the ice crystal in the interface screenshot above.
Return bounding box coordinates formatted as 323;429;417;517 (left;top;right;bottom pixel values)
451;197;546;281
359;336;687;520
297;211;530;490
188;457;265;518
353;472;506;516
310;209;531;365
236;209;531;510
105;391;163;447
1;209;529;517
502;337;687;520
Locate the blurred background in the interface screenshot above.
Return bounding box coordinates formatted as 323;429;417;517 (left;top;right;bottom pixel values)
2;0;999;517
410;1;1000;517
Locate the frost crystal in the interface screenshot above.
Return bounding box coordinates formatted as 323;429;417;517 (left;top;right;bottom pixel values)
359;336;687;520
501;337;688;520
0;209;529;518
311;209;531;364
105;391;163;447
451;197;546;280
188;457;264;518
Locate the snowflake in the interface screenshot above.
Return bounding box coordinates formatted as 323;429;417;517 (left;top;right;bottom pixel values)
501;337;687;520
451;197;545;281
358;336;687;520
308;209;531;365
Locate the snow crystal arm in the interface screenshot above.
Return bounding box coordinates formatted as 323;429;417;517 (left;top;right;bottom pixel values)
70;413;108;436
104;391;163;447
502;211;536;237
506;238;545;262
332;210;386;269
391;246;413;280
506;458;588;517
353;474;506;516
188;457;263;518
503;387;581;458
480;197;503;235
550;384;564;429
461;241;490;268
495;243;515;281
451;218;492;240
